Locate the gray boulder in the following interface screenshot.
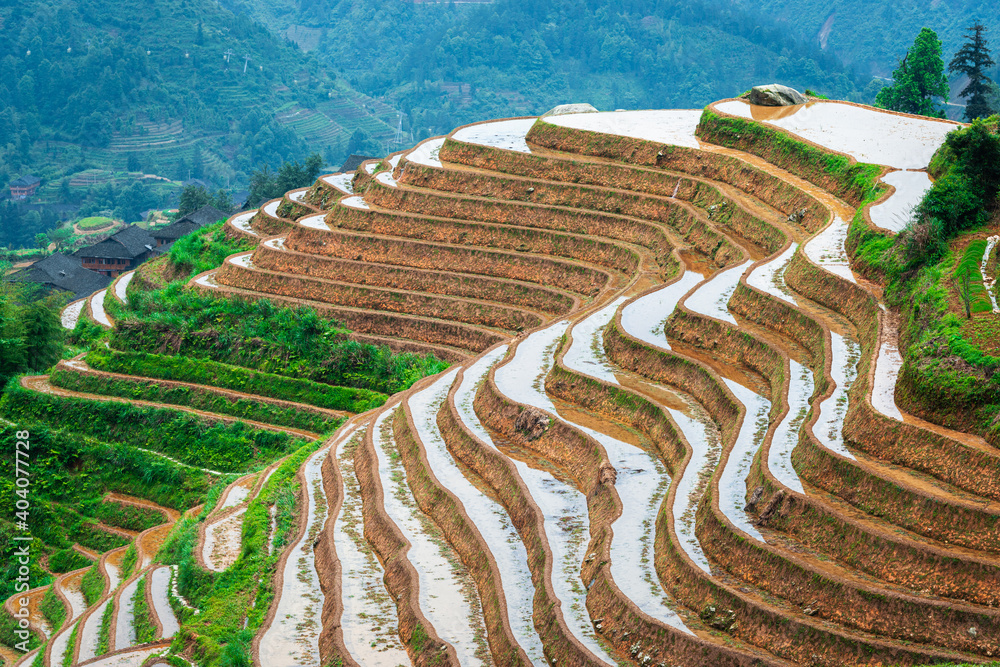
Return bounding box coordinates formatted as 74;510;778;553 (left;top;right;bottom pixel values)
748;84;808;107
541;103;598;117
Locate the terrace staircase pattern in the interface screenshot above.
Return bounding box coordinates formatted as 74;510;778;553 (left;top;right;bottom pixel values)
188;107;1000;667
18;103;998;667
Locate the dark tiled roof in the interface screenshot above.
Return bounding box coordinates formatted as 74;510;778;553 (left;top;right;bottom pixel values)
75;224;156;259
152;205;226;241
182;205;226;227
340;154;378;172
10;175;40;188
9;253;110;299
151;220;201;240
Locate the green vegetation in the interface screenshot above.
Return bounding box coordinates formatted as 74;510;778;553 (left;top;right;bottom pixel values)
0;271;66;386
0;422;211;603
48;366;345;434
95;501;166;533
167;222;251;279
949;23;997;121
48;547;94;574
60;623;78;667
85;349;386;413
39;586;66;631
875;28;950;118
113;282;448;395
80;562;106;606
76;216;115;232
160;442;317;666
120;544;139;582
177;187;234;218
952;240;993;317
97;600;114;655
920;116;1000;238
246;154;324;207
132;576;157;644
0;383;306;472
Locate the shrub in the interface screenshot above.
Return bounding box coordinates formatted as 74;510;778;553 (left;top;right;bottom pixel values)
0;382;304;472
169;221;252;279
85;348;385;413
48;547;93;574
50;366;346;433
39;585;66;631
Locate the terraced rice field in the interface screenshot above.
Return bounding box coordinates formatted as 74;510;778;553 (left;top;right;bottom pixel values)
22;98;999;667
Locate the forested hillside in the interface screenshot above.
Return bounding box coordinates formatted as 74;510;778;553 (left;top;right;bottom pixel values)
0;0;398;247
730;0;1000;83
226;0;866;140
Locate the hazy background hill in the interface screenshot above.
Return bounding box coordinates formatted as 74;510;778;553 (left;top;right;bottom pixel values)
729;0;1000;80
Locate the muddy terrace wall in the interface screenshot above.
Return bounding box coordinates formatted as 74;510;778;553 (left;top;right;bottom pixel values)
189;270;501;356
398;160;756;263
441;137;802;252
283;222;615;297
391;406;530;667
658;281;1000;653
353;183;644;274
524;121;827;233
276;191;317;221
600;312;974;665
251;242;578;316
316;444;360;667
252;205;296;236
216;259;542;334
352;413;461;667
437;380;599;667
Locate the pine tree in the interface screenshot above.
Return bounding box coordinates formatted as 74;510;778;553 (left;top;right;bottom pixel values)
949;23;996;121
875;28;949;118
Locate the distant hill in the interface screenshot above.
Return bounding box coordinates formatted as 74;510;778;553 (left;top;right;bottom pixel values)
728;0;1000;80
225;0;867;142
0;0;402;241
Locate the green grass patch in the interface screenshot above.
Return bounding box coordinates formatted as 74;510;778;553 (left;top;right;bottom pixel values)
95;500;166;533
132;576;157;644
86;348;386;413
80;562;105;606
39;586;66;632
76;217;115;232
48;547;94;574
168;221;251;279
97;599;114;655
115;282;448;395
49;366;345;434
0;382;306;473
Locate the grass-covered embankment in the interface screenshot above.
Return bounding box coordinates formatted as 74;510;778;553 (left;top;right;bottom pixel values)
159;441;318;666
48;365;344;435
0;381;306;473
84;349;385;413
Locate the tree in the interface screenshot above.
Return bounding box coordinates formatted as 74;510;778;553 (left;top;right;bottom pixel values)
177;185;234;217
949;23;996;121
34;233;48;250
875;28;949;118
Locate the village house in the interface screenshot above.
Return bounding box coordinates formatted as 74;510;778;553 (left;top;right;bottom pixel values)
74;224;157;277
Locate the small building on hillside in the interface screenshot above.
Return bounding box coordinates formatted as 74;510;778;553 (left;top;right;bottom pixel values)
8;253;110;300
74;225;157;277
150;205;227;247
10;175;41;200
